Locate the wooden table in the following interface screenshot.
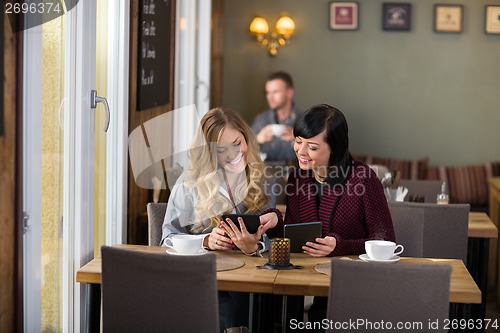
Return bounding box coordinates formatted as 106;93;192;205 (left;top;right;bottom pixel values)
76;244;277;333
77;245;481;333
272;255;480;304
76;244;277;293
273;255;482;333
468;212;498;239
489;178;500;229
272;208;496;331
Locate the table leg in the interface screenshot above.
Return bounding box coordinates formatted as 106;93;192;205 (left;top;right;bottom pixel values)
249;293;254;333
250;294;305;332
250;293;275;332
449;303;473;333
87;283;101;333
467;237;490;332
282;295;305;333
449;237;491;333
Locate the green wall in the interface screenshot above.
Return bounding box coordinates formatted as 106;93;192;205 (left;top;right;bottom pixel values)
222;0;500;166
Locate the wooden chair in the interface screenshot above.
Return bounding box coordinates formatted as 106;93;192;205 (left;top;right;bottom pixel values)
327;258;451;333
388;202;470;263
146;202;167;246
101;246;219;333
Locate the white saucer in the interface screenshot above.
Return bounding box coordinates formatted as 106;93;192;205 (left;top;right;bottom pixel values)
166;248;208;256
359;254;400;263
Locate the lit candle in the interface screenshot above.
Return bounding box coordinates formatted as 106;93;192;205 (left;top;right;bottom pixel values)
268;238;291;267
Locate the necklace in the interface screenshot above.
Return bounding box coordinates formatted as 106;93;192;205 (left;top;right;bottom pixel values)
314;173;327;184
221;168;241;214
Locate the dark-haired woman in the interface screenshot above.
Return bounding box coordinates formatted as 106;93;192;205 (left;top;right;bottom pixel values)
267;104;395;328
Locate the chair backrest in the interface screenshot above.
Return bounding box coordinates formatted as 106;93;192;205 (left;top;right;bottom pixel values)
327;258;451;333
102;246;219;333
147;202;167;246
399;179;444;203
388;202;470;263
387;203;425;257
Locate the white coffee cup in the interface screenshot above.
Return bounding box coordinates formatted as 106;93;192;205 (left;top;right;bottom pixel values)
165;234;203;254
270;124;286;137
365;240;404;260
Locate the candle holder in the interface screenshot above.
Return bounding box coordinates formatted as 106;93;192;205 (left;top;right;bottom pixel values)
263;238;295;270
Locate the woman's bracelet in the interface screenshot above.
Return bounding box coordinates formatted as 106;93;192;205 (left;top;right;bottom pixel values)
242;241;265;257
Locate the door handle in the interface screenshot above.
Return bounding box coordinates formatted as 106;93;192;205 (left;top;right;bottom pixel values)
90;90;110;132
196;78;210;102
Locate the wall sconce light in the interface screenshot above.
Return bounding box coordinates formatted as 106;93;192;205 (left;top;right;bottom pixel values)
249;14;295;56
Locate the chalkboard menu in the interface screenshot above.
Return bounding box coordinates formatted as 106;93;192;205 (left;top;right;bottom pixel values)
137;0;173;111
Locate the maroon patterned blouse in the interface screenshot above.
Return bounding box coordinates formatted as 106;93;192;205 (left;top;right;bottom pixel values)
267;161;395;256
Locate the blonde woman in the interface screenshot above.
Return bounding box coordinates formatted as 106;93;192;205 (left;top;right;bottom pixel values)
161;107;282;330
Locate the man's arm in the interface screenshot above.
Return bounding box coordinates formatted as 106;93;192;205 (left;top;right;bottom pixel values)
252;111;296;162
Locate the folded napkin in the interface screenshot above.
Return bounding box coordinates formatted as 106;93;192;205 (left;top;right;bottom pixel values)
384;186;408;202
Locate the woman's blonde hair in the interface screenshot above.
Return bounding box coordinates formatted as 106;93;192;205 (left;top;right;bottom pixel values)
185;107;268;232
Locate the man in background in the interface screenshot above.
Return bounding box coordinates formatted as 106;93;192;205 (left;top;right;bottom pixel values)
252;71;302;164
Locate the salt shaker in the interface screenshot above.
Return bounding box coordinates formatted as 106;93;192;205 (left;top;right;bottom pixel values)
436;182;449;204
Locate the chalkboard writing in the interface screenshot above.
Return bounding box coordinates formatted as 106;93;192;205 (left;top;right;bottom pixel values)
137;0;172;111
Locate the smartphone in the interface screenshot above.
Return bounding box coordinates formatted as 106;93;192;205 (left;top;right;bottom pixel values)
221;214;261;234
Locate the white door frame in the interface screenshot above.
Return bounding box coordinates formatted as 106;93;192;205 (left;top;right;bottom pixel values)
22;22;43;333
65;1;97;331
65;0;130;330
196;0;211;116
21;2;97;330
173;0;212;168
23;0;130;331
105;0;130;246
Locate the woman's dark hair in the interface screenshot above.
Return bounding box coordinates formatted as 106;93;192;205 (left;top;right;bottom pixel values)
293;104;353;184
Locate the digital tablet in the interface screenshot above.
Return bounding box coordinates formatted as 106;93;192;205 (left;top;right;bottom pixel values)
221;214;261;234
284;222;322;253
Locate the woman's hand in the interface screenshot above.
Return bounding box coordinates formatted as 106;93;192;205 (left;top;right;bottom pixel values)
303;236;337;257
259;212;278;232
220;217;264;254
205;227;234;251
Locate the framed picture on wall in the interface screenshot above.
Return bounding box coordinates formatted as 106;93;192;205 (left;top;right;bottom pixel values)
382;3;411;31
485;5;500;34
434;4;463;33
329;2;359;30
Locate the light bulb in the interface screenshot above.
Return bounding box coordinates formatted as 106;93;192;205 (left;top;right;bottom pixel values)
275;15;295;36
250;16;269;35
